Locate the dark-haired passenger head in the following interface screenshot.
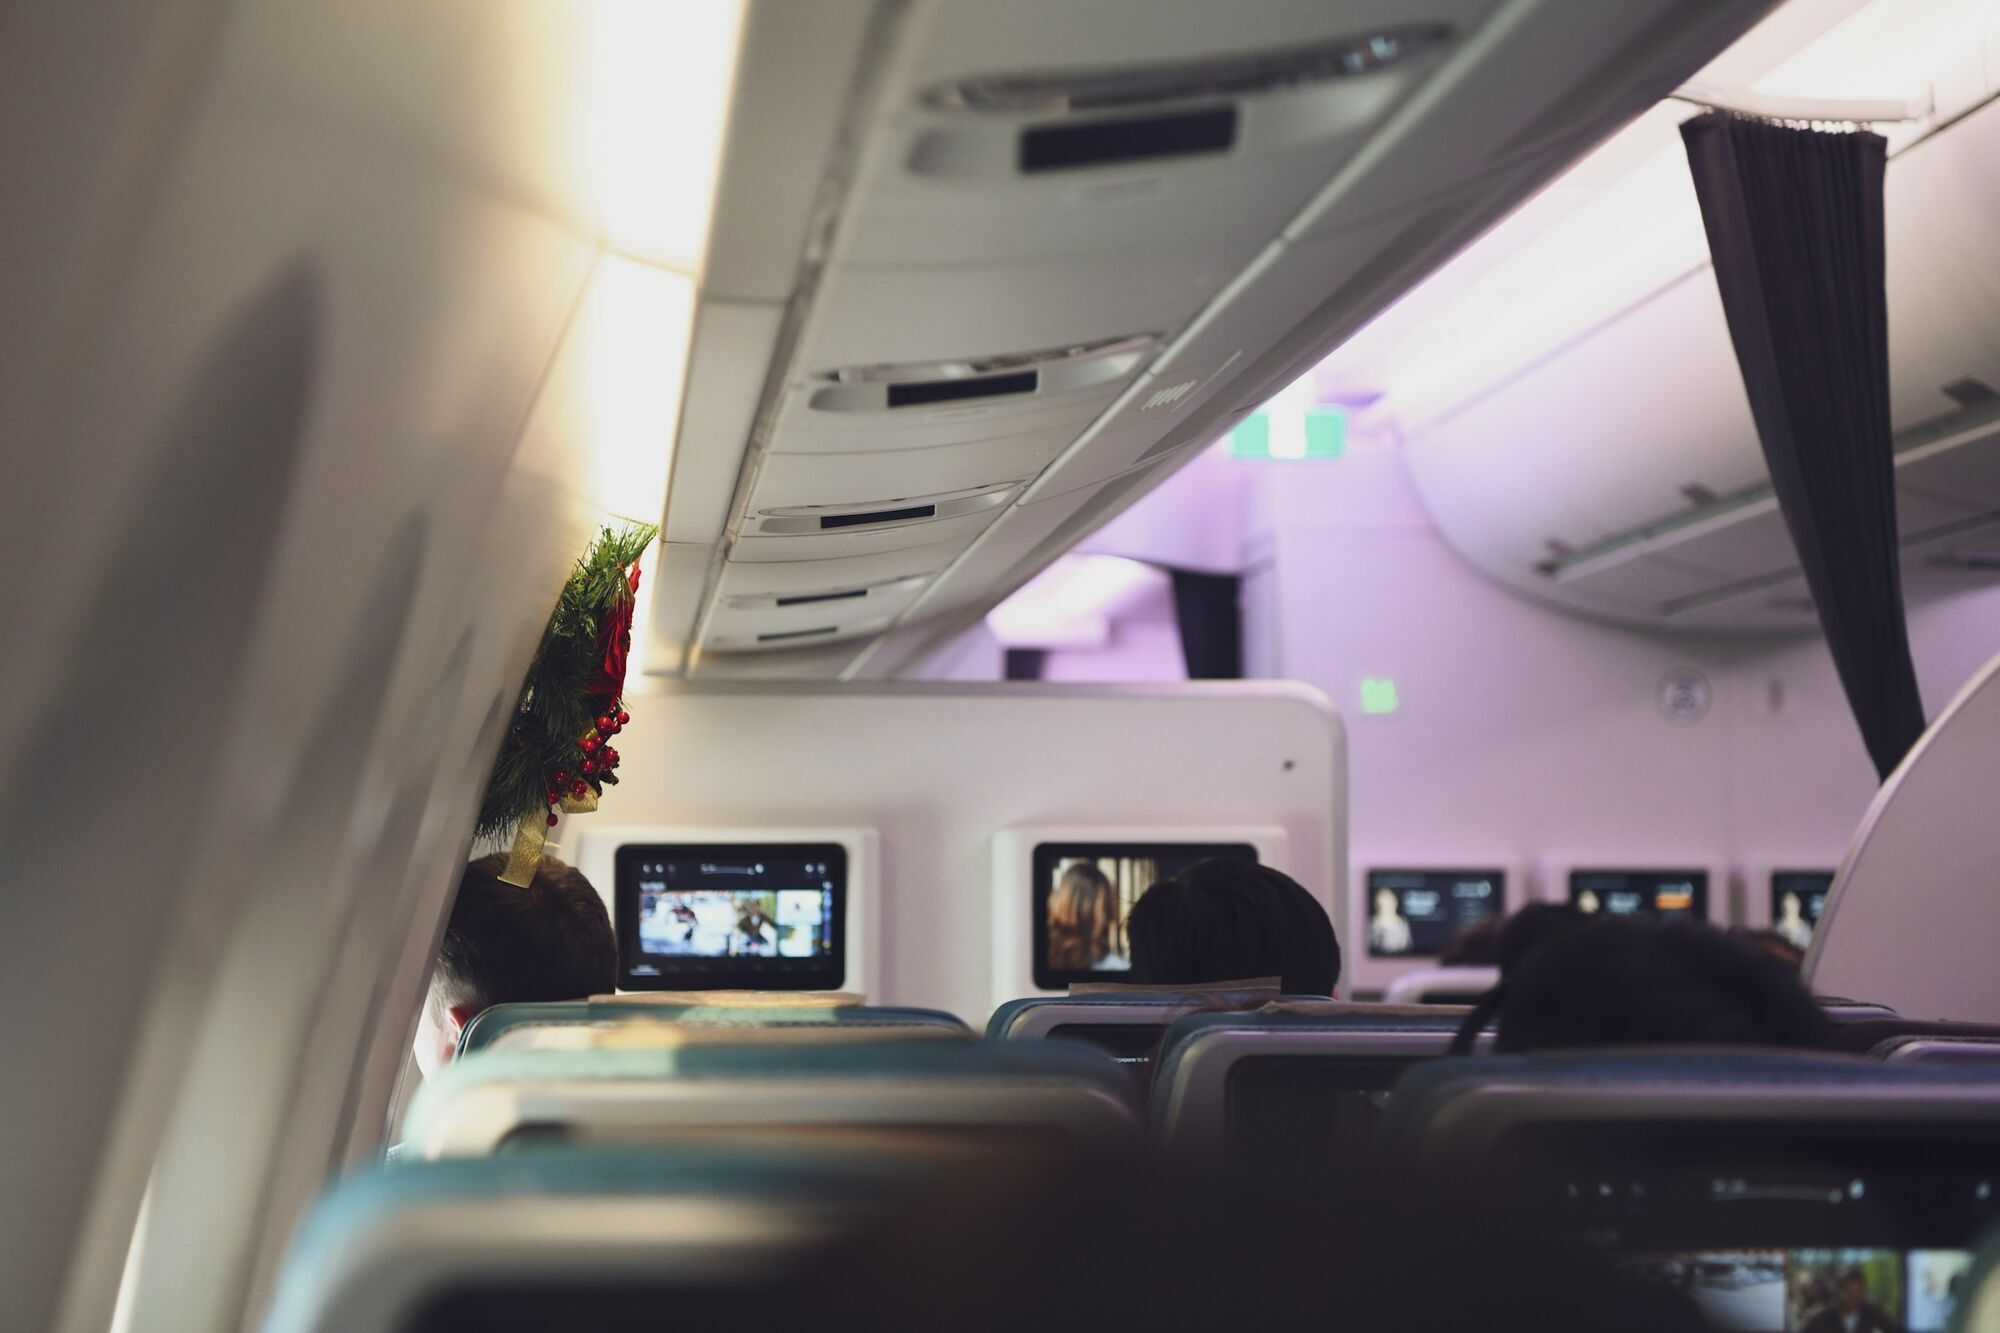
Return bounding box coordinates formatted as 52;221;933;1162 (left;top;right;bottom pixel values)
1494;917;1837;1054
1496;903;1590;978
413;853;616;1077
1126;859;1339;996
1733;927;1807;972
1439;916;1503;966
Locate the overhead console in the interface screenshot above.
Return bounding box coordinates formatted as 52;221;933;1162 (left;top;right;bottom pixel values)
653;0;1788;675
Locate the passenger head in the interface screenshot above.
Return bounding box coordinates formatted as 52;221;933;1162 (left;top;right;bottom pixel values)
1046;862;1117;970
1439;916;1503;967
414;854;616;1077
1494;918;1836;1054
1838;1269;1867;1314
1127;859;1339;996
1446;904;1589;1053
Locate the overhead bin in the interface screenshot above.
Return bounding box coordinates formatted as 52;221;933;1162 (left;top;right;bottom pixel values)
1405;97;2000;632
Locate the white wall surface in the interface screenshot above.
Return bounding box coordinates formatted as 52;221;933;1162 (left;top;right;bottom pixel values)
593;682;1343;1023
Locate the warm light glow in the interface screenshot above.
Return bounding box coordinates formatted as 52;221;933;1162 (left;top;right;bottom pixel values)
582;0;746;272
579;254;697;678
986;556;1168;648
1315;0;1996;435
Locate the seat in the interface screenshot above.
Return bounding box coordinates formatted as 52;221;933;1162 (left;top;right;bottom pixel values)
984;990;1294;1063
1377;1050;2000;1255
1831;1017;2000;1055
1380;966;1498;1005
260;1147;912;1333
404;1038;1141;1159
1873;1034;2000;1067
1149;1003;1478;1158
460;999;968;1054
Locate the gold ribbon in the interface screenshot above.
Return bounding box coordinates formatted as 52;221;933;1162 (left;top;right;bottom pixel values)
496;786;601;887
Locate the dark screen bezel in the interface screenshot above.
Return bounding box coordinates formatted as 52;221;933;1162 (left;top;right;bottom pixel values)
615;841;846;992
1363;867;1507;959
1030;841;1257;990
1567;868;1710;923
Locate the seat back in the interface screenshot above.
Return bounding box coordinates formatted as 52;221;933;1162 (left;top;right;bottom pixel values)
1150;1004;1477;1157
1379;1050;2000;1258
405;1038;1141;1159
260;1148;907;1333
1380;966;1498;1006
460;1000;968;1054
1873;1034;2000;1067
1832;1017;2000;1055
985;991;1292;1063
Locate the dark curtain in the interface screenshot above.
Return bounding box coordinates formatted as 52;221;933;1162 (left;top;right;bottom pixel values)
1681;112;1924;778
1168;568;1243;679
1003;648;1046;682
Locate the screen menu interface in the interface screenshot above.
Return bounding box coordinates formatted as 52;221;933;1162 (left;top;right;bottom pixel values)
1570;870;1706;923
618;844;841;988
1365;869;1504;958
1770;871;1835;950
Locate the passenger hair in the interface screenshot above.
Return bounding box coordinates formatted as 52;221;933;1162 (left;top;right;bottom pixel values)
433;854;616;1012
1126;858;1340;997
1448;903;1591;1054
1494;917;1838;1054
1046;861;1117;971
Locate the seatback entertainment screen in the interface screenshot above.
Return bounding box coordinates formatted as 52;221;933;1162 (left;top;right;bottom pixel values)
1569;869;1707;923
1364;869;1505;958
1031;842;1257;989
615;842;844;991
1771;870;1836;950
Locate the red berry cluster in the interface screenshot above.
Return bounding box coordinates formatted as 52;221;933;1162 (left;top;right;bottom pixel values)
541;705;631;826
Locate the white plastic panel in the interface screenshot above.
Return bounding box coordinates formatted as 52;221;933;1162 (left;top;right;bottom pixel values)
771;387;1114;455
1881;98;2000;430
1900;427;2000;513
839;69;1421;267
1289;0;1772;238
721;542;961;594
751;436;1063;510
1809;647;2000;1020
701;601;903;652
728;507;996;563
664;300;784;546
642;541;721;677
794;246;1231;369
1023;219;1408;501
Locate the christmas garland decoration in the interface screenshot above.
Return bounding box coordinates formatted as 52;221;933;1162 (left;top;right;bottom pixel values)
478;521;658;884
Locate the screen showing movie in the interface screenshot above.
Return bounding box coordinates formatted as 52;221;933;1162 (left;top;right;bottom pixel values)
1364;869;1505;958
1622;1248;1970;1332
1770;871;1836;951
615;843;843;990
1031;842;1257;989
1569;869;1707;923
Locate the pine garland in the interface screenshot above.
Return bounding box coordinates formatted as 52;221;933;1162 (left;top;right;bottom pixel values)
476;521;659;841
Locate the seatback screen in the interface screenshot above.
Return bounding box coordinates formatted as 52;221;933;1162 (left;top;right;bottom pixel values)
615;843;844;991
1030;842;1257;989
1364;869;1504;958
1569;869;1708;923
1771;871;1836;950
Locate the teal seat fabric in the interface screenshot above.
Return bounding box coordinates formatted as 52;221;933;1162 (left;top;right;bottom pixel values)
985;992;1293;1040
1147;1007;1474;1155
1378;1049;2000;1173
406;1034;1142;1158
460;1000;967;1054
262;1147;914;1333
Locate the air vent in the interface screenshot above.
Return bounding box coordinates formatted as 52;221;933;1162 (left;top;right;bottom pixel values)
886;372;1036;409
775;588;869;608
1020;107;1236;173
748;483;1018;537
921;28;1452;114
821;504;936;530
810;334;1157;413
756;626;840;643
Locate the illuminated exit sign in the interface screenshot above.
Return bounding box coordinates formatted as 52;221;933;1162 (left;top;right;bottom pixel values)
1228;404;1346;461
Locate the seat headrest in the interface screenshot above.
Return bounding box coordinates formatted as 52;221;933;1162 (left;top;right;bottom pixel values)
461;1000;967;1053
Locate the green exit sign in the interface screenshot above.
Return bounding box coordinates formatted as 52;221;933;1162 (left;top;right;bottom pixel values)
1359;677;1400;715
1229;405;1347;461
